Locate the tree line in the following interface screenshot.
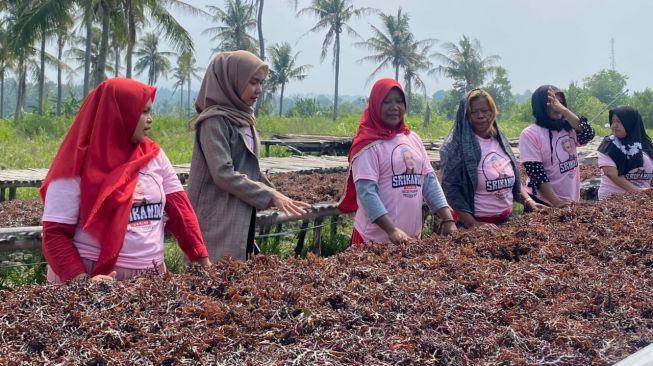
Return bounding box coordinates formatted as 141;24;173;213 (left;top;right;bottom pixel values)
2;0;651;127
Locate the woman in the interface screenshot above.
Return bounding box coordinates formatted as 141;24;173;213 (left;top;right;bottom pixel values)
440;89;542;229
519;85;595;207
41;78;210;283
188;50;309;261
339;78;456;245
597;106;653;199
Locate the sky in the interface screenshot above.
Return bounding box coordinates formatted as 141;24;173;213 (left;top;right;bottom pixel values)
147;0;653;97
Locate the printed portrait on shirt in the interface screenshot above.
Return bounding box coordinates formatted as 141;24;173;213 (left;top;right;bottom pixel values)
391;144;423;198
555;135;579;175
481;153;515;199
129;172;164;232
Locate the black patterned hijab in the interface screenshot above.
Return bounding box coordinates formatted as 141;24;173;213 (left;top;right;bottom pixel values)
598;106;653;176
532;85;573;163
532;85;572;132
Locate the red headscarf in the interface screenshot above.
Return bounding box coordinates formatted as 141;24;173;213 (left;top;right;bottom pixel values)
338;78;410;213
40;78;160;276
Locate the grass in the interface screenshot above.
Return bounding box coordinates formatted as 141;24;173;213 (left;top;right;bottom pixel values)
0;111;611;288
0;249;47;290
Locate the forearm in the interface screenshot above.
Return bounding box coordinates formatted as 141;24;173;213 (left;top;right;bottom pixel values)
374;214;399;236
164;192;209;261
562;109;581;130
435;207;454;221
454;209;477;228
199;122;274;209
210;166;275;209
606;173;642;193
575;117;595;144
538;182;564;206
42;221;87;282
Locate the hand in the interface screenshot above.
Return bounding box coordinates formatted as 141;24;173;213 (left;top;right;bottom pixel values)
474;222;498;230
547;87;568;114
440;221;457;235
271;191;311;217
91;271;117;282
388;227;410;245
551;199;572;208
524;199;547;213
193;257;212;268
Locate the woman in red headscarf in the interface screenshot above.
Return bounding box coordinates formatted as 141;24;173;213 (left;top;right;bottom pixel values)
40;78;210;283
339;78;456;246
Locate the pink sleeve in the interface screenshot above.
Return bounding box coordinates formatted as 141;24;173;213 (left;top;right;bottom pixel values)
352;147;380;182
158;150;184;194
518;128;543;163
598;152;616;168
42;178;81;224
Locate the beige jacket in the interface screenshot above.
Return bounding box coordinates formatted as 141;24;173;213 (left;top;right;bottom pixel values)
187;117;274;260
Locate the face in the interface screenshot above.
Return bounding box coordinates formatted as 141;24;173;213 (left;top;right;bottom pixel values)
546;93;564;120
491;158;502;173
562;139;573;154
402;150;414;170
380;88;406;127
468;96;493;137
240;68;266;106
131;99;153;144
611;114;627;139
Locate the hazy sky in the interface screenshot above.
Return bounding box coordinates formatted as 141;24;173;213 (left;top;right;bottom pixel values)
164;0;651;97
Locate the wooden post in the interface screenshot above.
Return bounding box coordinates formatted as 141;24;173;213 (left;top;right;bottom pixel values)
272;223;283;247
0;188;5;202
312;216;324;256
258;224;271;247
330;214;340;242
265;143;270;157
294;219;310;257
8;187;16;200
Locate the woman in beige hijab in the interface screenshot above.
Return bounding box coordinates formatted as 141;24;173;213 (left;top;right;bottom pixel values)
187;50;309;261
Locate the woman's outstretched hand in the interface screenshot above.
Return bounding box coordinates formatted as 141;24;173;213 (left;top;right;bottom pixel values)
271;191;311;217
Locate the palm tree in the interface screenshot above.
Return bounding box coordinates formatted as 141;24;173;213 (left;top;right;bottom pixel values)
56;28;75;115
403;39;434;115
122;0;204;79
0;23;14;118
66;28;116;84
204;0;258;54
431;35;500;93
356;8;429;81
4;1;38;120
172;50;203;116
298;0;376;121
134;33;174;85
267;43;311;115
355;7;435;113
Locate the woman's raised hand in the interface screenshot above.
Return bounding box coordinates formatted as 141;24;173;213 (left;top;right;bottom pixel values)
547;87;567;114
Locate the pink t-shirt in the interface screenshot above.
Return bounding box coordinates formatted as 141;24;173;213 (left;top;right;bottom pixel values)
598;152;653;200
474;136;515;217
42;150;183;269
352;132;434;243
519;124;580;204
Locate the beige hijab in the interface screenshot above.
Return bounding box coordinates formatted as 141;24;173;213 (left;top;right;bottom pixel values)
191;50;268;129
